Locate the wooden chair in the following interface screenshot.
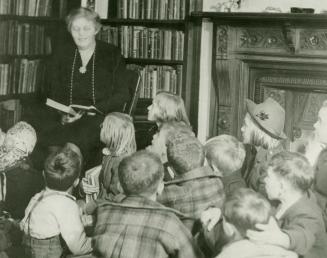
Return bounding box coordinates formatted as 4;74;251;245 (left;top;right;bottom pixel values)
122;69;141;116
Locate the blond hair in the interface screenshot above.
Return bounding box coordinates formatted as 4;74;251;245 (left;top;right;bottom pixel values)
100;112;136;155
244;113;280;149
153;91;190;126
205;134;245;175
268;151;313;192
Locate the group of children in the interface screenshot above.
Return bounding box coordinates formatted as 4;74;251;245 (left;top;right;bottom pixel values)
1;92;327;258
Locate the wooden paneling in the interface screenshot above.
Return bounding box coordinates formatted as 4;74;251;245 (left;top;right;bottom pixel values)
190;12;327;140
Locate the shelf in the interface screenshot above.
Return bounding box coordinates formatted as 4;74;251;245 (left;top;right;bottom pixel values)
0;54;51;59
125;58;183;65
0;93;36;101
101;18;185;28
189;12;327;26
0;14;63;22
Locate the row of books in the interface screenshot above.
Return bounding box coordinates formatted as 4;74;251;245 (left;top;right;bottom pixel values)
0;100;21;131
0;0;53;16
0;59;43;95
127;64;182;98
0;21;52;55
98;26;184;60
117;0;186;20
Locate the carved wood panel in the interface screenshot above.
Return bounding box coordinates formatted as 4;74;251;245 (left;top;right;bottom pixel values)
300;29;327;54
235;27;289;52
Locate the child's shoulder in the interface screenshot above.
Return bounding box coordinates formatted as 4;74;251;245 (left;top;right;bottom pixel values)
286;191;322;219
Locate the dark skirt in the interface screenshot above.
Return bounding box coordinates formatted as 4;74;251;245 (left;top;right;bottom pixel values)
27;106;104;170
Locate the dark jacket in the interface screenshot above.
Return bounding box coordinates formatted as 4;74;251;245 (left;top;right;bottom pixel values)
48;40;130;114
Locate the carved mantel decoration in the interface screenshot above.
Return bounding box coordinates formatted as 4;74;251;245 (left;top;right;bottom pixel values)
190;12;327;143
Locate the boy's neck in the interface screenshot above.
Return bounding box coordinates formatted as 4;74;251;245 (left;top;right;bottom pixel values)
45;186;73;195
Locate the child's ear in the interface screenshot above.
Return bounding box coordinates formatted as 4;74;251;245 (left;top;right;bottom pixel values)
117;182;124;194
279;178;290;195
42;170;47;186
73;178;80;188
222;219;236;237
157;180;164;196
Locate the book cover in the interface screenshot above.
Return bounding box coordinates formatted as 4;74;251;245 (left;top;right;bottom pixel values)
46;98;103;115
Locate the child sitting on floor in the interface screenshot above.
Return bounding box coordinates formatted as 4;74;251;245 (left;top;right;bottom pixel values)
80;112;136;213
0;121;43;220
205;134;247;196
157;129;225;234
216;188;297;258
145;91;191;150
247;151;327;258
92;150;203;258
20;144;92;258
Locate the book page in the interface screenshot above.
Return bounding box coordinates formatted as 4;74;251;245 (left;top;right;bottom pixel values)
46;98;76;115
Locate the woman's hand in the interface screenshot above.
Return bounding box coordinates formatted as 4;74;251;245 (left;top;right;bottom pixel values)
61;111;84;125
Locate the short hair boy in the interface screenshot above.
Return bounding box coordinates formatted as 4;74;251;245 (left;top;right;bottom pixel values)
217;188;297;258
157;133;225;234
247;151;327;258
205;134;247;196
20;145;92;257
93;150;203;258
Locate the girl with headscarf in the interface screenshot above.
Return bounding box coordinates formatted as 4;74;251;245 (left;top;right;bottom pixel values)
0;122;43;219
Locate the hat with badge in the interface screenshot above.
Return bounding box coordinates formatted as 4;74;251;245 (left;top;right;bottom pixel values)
245;97;287;140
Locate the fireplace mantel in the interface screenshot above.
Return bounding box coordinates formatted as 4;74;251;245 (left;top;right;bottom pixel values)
188;12;327;146
190;12;327;24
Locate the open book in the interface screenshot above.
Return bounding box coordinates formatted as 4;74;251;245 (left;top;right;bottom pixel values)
46;98;103;115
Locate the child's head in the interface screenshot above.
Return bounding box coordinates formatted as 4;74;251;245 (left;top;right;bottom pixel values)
118;150;164;197
149;121;194;162
205;134;245;176
241;98;286;149
44;144;82;191
0;121;37;171
223;188;271;238
167;132;204;174
3;121;37;155
241;113;281;149
264;151;313;200
147;91;190;126
100;112;136;155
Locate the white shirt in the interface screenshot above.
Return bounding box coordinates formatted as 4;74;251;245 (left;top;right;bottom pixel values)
20;188;92;255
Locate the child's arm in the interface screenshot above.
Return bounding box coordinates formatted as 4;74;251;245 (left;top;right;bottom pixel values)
247;217;291;249
57;202;92;255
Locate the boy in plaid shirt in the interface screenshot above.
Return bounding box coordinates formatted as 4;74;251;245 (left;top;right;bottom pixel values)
157;131;225;234
93;150;203;258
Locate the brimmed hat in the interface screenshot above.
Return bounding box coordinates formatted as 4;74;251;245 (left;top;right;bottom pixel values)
245;97;287;140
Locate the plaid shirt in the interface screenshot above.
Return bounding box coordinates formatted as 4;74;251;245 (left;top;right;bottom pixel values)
93;196;203;258
157;166;225;232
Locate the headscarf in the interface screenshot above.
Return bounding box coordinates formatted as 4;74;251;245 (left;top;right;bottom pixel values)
0;122;37;202
0;121;37;172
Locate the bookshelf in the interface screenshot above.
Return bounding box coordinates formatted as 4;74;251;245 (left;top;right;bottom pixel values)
89;0;197;148
0;0;67;130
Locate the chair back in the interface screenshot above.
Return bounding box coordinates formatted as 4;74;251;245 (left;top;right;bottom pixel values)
123;69;141;116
